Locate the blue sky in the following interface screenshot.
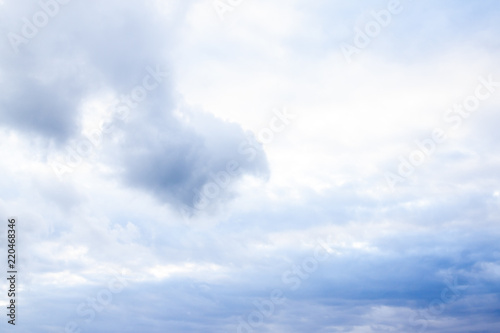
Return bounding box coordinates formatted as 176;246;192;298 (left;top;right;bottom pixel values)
1;0;500;332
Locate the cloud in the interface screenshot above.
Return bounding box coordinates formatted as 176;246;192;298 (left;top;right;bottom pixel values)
103;99;269;211
0;0;499;332
0;0;269;211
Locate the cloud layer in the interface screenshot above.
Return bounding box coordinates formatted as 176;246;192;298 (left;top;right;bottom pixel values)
0;0;499;332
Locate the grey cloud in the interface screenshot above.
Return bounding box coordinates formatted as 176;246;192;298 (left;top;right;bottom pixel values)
0;75;84;142
0;0;269;210
0;0;174;142
104;100;269;212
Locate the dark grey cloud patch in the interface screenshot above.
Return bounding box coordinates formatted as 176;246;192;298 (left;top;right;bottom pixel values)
0;73;84;142
0;0;174;143
104;100;269;212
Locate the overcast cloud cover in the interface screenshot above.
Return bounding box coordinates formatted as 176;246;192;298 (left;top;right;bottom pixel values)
1;0;500;332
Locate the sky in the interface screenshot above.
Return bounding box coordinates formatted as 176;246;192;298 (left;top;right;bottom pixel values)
0;0;500;332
